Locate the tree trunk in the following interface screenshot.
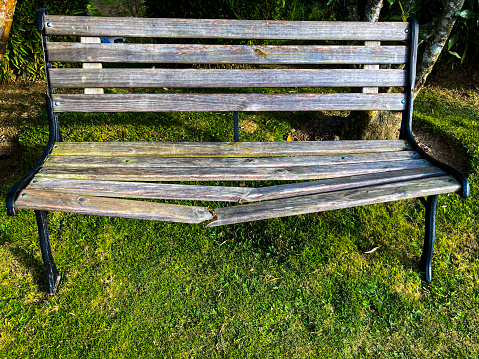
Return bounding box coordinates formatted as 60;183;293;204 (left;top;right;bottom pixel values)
347;0;403;140
364;0;383;22
414;0;466;94
0;0;16;63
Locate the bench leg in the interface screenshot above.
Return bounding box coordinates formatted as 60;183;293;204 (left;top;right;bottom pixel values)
35;210;61;294
419;195;438;283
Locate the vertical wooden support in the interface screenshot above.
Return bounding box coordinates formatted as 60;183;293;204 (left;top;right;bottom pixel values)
362;41;380;93
81;37;104;94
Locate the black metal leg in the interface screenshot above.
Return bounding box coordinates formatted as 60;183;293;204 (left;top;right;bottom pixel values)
233;111;239;142
419;195;438;283
35;210;61;294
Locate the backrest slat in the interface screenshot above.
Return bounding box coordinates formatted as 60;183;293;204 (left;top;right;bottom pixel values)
51;93;407;112
44;15;410;41
43;15;413;113
49;69;407;88
46;43;408;65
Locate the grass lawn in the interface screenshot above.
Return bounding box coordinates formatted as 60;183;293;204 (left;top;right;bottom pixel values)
0;82;478;358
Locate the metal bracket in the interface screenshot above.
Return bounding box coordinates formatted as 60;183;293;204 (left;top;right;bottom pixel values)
234;111;239;142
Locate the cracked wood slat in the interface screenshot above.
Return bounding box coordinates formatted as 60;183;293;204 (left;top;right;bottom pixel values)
27;167;446;203
43;151;417;168
15;189;212;223
46;43;408;65
206;176;461;227
50;140;411;158
44;16;410;41
49;68;407;88
36;159;432;182
51;93;407;112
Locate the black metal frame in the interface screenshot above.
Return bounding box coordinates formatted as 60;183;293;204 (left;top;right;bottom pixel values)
5;9;62;293
399;18;469;282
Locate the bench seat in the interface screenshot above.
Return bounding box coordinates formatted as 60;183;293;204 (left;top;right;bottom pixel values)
15;140;460;226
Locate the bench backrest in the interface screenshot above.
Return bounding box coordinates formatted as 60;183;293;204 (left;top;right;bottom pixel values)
38;13;417;115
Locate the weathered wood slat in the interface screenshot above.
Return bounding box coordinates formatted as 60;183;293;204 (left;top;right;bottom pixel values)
36;159;432;181
27;167;445;203
15;189;213;223
27;178;251;202
50;140;411;158
51;93;407;112
46;43;408;65
44;16;410;41
49;68;407;88
206;176;461;227
43;151;417;168
243;167;446;203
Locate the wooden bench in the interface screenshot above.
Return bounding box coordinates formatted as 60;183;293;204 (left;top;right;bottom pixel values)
6;9;469;294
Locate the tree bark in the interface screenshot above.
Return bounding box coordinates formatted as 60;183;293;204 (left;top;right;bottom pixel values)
348;0;404;141
414;0;465;94
0;0;16;62
364;0;383;22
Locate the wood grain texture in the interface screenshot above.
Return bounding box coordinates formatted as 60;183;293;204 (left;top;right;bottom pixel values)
43;151;417;168
44;16;410;41
27;178;252;202
50;140;411;158
51;93;407;112
36;159;432;181
242;167;446;203
46;43;408;65
15;189;213;223
48;68;407;88
206;176;461;226
27;167;445;203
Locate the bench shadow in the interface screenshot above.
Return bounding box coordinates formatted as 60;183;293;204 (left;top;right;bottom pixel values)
0;233;49;293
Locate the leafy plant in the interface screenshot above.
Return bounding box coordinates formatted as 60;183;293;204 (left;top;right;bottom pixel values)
1;0;89;82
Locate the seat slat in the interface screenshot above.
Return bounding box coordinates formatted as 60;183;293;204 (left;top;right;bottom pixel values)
37;159;432;181
51;140;411;157
15;189;213;224
49;68;407;88
27;167;445;203
46;43;408;65
206;176;461;227
44;151;417;168
52;93;407;112
44;16;409;41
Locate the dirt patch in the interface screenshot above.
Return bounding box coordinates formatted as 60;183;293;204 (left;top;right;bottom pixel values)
429;64;479;92
0;81;45;187
286;114;350;142
285;113;469;175
413;128;469;174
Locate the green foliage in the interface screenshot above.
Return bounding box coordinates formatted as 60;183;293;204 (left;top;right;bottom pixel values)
0;0;89;82
144;0;337;21
385;0;479;66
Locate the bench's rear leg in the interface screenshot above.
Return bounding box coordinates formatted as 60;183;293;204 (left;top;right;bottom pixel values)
35;210;61;294
419;195;438;283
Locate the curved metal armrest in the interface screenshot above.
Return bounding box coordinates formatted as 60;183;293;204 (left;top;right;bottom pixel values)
6;95;60;216
400;18;469;198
